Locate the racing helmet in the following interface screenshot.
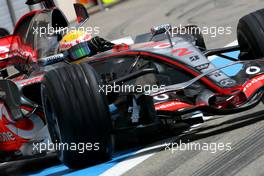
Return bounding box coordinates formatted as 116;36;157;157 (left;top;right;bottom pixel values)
59;29;92;60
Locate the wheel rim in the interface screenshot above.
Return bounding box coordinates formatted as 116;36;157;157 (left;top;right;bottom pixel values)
44;96;64;160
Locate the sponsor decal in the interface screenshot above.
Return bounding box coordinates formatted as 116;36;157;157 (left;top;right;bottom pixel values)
0;46;9;60
18;76;43;86
155;101;192;111
0;103;45;141
189;55;200;62
171;48;193;57
195;63;210;71
246;66;261;75
0;46;9;54
0;132;15;142
153;94;169;101
243;74;264;97
39;53;64;65
210;71;223;78
219;78;236;87
112;43;130;52
153;42;176;49
143;42;176;49
6;115;44;140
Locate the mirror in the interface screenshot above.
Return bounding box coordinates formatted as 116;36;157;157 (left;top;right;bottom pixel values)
151;24;172;36
74;3;90;24
150;24;173;46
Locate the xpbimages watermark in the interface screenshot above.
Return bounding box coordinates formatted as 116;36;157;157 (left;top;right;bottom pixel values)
32;24;100;37
165;140;232;154
33;140;100;154
157;24;233;38
98;83;166;95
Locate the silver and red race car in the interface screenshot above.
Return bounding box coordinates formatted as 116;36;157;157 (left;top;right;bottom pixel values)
0;0;264;169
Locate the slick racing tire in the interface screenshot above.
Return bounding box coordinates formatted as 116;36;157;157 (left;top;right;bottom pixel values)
237;8;264;60
0;28;9;38
41;63;113;169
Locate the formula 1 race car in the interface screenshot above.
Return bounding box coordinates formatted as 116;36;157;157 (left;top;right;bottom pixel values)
1;0;264;169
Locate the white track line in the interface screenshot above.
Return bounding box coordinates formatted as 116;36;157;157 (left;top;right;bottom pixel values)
100;144;168;176
100;153;154;176
100;40;237;176
226;40;238;46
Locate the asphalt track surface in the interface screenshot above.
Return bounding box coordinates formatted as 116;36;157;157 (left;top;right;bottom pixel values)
2;0;264;175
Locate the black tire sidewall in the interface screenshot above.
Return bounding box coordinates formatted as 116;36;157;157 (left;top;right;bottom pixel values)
238;9;264;59
42;63;113;168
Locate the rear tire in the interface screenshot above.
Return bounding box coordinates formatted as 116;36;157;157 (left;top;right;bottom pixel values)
41;63;113;168
237;8;264;60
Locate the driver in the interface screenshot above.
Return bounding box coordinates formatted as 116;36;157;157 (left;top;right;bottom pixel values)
59;29;115;59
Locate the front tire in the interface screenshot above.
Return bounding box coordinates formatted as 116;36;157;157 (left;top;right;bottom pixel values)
41;63;113;168
237;9;264;60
